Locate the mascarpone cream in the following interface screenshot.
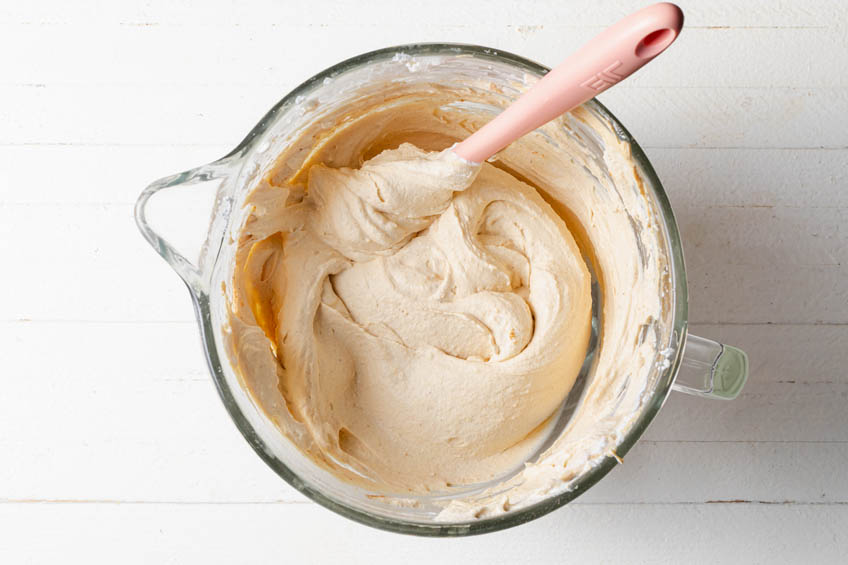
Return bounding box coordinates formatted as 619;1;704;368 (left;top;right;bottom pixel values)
230;141;591;491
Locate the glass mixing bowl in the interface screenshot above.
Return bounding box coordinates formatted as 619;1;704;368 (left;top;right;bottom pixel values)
135;43;748;536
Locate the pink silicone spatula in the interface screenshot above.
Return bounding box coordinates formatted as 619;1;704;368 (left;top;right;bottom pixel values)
453;2;684;163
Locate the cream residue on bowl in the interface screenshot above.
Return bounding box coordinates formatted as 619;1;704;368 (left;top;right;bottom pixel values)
220;53;673;521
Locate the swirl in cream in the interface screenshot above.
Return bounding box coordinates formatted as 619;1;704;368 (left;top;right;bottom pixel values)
230;143;591;491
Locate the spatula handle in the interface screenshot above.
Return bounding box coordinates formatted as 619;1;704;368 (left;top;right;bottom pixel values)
453;3;684;163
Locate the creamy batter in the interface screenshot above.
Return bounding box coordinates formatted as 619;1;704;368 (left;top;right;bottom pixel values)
223;56;672;520
230;142;591;491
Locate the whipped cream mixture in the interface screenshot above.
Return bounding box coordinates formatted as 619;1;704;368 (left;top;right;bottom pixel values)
230;142;591;491
223;62;672;520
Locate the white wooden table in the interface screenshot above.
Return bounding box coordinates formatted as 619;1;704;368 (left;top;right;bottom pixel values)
2;1;846;562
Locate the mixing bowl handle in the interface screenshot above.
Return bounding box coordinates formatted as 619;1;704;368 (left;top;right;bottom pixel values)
672;333;748;399
134;160;232;293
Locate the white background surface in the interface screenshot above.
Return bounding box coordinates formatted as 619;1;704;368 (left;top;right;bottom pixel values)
2;0;847;562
